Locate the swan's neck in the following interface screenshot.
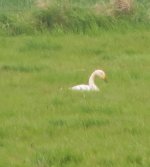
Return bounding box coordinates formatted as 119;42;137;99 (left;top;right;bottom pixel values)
88;72;97;88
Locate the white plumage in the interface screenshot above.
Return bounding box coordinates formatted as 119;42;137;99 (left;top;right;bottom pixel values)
71;69;107;91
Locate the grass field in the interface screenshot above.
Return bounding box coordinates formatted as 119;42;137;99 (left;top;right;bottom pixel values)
0;0;150;36
0;29;150;167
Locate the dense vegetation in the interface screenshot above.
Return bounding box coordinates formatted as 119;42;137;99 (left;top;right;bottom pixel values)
0;0;150;35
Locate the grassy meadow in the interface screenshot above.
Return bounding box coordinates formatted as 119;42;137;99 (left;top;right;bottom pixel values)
0;30;150;167
0;0;150;167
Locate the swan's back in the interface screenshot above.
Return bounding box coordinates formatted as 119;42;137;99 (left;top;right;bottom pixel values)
71;84;99;91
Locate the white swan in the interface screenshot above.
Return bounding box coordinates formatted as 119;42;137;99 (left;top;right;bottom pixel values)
71;69;107;91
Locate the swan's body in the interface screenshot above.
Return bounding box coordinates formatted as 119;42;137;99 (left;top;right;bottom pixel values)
71;69;106;91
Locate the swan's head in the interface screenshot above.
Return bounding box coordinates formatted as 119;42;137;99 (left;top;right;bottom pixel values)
94;70;107;81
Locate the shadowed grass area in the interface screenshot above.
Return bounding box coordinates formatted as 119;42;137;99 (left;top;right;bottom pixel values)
0;64;42;73
0;30;150;167
34;148;82;167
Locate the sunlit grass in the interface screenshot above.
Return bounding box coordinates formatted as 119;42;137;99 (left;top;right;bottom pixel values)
0;30;150;167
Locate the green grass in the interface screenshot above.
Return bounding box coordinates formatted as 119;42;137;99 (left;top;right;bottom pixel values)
0;29;150;167
0;0;34;11
0;0;150;35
